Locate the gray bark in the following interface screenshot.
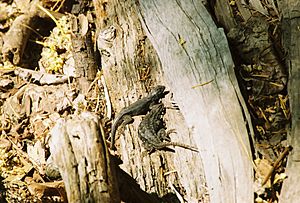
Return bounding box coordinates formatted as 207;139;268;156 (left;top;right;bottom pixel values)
138;1;253;202
278;1;300;202
97;0;208;201
95;0;254;202
49;113;120;203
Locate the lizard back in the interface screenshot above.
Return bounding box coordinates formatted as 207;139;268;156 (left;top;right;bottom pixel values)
110;85;167;148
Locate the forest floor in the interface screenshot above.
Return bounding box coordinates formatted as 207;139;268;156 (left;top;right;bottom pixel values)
0;1;291;203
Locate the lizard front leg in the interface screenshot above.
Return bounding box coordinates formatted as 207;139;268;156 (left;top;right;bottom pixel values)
121;114;134;126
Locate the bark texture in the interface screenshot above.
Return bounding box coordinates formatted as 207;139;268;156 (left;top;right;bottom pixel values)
49;112;120;203
95;0;253;202
138;1;253;202
278;1;300;202
95;0;208;202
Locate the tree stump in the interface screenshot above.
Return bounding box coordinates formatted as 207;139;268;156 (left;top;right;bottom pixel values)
49;112;120;203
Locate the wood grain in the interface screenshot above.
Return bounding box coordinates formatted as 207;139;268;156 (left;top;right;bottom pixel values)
138;0;253;202
278;1;300;202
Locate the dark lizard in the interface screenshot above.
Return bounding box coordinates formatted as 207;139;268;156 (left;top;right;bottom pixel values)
138;103;199;153
110;85;168;149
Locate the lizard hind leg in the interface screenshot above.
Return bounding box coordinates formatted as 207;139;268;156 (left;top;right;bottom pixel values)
161;128;177;142
157;128;172;142
166;129;176;136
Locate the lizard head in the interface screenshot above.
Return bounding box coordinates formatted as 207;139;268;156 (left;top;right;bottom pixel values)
152;103;164;110
148;85;168;100
150;103;166;115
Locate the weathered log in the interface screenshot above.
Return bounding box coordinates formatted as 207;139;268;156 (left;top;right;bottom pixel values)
94;0;209;201
2;13;38;65
1;3;64;65
48;112;120;203
48;112;162;202
70;15;98;93
138;1;253;202
94;0;254;202
278;1;300;202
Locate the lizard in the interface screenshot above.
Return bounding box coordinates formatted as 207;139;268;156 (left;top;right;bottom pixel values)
138;103;199;153
110;85;168;149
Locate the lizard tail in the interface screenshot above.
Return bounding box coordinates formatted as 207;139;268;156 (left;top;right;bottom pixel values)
156;142;199;152
110;118;123;149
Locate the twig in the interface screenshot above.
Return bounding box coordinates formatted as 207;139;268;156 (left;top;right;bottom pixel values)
100;75;112;119
262;146;292;186
191;79;214;89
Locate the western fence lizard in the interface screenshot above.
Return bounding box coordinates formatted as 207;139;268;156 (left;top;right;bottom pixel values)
138;103;199;153
110;85;168;149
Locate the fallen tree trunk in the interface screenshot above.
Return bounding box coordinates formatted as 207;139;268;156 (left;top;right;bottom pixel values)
94;0;254;202
137;1;253;202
